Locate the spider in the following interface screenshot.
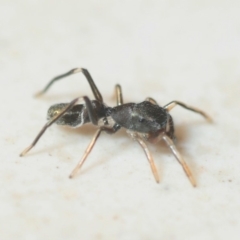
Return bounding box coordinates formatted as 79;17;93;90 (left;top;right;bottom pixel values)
20;68;212;186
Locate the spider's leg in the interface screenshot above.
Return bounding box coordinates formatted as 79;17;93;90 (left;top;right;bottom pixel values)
162;134;196;187
102;124;121;134
69;129;102;178
115;84;123;105
145;97;158;105
20;96;98;157
69;123;120;178
35;68;103;103
68;85;122;178
164;101;212;122
135;135;160;183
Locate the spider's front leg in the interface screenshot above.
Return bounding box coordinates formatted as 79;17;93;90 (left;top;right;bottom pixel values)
68;84;124;178
20;96;99;157
35;68;103;103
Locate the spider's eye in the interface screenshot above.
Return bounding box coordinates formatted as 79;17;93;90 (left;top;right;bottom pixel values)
53;110;60;117
139;117;145;123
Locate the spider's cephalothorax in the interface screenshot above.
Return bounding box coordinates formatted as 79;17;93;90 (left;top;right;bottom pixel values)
20;68;212;187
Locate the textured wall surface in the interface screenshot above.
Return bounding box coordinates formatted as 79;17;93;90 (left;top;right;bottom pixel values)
1;1;240;239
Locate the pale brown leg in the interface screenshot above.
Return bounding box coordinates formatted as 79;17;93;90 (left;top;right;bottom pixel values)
69;129;102;178
135;135;160;183
145;97;158;105
115;84;123;106
164;101;212;122
162;134;196;187
20;96;95;157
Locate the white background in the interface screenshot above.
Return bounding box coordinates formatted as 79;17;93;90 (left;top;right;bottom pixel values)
1;0;240;239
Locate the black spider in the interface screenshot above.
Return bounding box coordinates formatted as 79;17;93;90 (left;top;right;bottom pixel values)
20;68;212;186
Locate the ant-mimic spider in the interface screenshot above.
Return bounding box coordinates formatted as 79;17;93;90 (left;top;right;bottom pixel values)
20;68;212;186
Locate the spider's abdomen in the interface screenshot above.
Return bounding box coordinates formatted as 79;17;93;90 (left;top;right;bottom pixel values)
110;101;169;133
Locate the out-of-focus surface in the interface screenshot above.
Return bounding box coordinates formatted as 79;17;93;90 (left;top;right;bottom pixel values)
1;1;240;239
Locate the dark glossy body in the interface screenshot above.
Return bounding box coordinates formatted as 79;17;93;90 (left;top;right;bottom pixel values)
20;67;211;187
48;100;175;141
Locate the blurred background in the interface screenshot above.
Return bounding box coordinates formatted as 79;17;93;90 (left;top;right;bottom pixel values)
1;0;240;239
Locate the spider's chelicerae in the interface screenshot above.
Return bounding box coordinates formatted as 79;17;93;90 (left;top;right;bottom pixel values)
20;68;212;186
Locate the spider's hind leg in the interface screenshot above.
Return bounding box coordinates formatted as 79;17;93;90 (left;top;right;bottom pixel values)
165;114;176;141
164;101;212;122
35;68;103;102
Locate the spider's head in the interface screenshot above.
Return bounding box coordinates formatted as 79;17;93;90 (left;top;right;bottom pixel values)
47;103;87;127
47;103;69;124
